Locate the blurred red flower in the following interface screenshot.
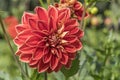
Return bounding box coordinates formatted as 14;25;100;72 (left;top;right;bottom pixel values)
14;6;84;73
4;16;18;38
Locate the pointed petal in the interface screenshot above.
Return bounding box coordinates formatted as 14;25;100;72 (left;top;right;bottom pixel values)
32;30;48;37
19;44;34;53
26;36;40;46
70;27;80;35
58;8;70;23
15;50;22;56
35;7;48;22
33;48;44;60
29;19;37;30
73;1;82;10
14;37;24;46
38;20;48;31
54;63;62;72
17;29;31;40
29;59;38;65
63;35;77;43
15;24;27;33
37;39;47;47
74;29;84;38
60;54;68;65
20;54;32;63
43;53;52;63
48;6;58;22
50;56;59;70
65;19;78;28
71;40;82;50
22;12;36;24
38;60;49;73
75;7;89;20
49;16;57;32
64;45;76;53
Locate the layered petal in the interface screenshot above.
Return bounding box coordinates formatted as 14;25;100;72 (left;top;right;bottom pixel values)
35;7;48;22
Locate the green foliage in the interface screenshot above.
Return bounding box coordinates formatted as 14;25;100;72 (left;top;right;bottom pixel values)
61;56;79;80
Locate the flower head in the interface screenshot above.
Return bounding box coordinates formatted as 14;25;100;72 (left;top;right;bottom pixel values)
55;0;89;20
14;6;84;73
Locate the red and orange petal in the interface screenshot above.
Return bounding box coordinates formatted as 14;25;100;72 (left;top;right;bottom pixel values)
14;5;84;73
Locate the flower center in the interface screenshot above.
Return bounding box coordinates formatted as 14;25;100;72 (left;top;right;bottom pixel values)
47;33;61;48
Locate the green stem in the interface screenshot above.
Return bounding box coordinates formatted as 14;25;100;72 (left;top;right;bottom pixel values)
80;0;87;29
25;63;29;77
44;72;47;80
0;16;29;79
39;0;45;7
47;0;50;5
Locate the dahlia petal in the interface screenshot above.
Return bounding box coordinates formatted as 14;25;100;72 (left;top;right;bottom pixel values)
63;35;77;43
60;54;68;65
29;63;38;69
43;47;50;55
71;40;82;50
29;59;39;69
43;52;52;63
22;12;36;24
75;7;89;20
38;20;48;31
57;24;64;34
37;39;47;47
14;37;24;46
68;53;76;60
65;19;78;28
50;56;59;70
35;7;48;22
56;49;62;58
65;59;72;69
59;31;68;38
15;50;22;56
33;48;44;60
15;24;27;33
17;29;31;40
29;59;38;65
26;36;40;46
70;27;80;35
64;45;76;53
49;16;57;32
20;54;32;63
58;8;70;22
19;44;34;53
38;60;49;73
48;6;58;22
29;19;37;30
54;63;62;72
32;30;48;37
74;29;84;38
73;1;82;10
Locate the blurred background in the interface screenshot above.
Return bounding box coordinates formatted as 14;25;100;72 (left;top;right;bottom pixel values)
0;0;120;80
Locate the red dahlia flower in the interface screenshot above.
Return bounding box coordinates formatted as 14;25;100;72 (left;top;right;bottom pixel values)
4;16;18;38
14;6;84;73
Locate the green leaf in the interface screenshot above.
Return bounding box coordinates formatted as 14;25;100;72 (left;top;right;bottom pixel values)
53;71;65;80
61;56;79;79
